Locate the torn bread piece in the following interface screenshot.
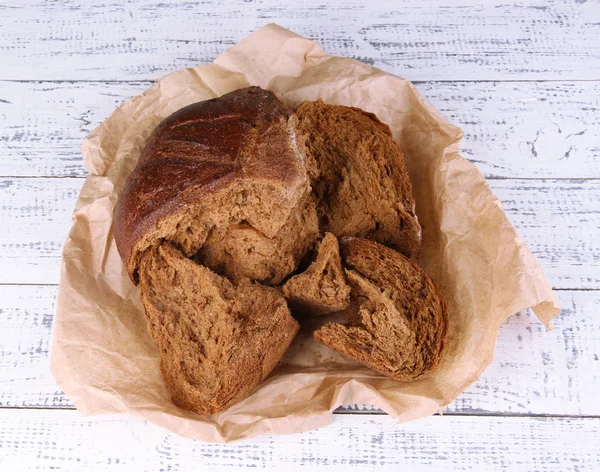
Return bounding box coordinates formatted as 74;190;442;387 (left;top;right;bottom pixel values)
314;237;447;381
115;87;318;285
282;233;351;316
295;100;421;258
139;243;299;414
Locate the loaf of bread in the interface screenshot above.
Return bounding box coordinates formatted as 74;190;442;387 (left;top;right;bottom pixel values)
115;86;318;285
115;87;316;414
114;86;442;414
314;238;448;381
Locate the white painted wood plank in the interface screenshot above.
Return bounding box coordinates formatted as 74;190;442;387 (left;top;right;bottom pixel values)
417;81;600;179
0;81;151;178
0;410;598;471
493;179;600;290
2;80;599;178
0;178;79;285
1;0;599;81
0;286;68;408
1;178;598;287
1;286;598;415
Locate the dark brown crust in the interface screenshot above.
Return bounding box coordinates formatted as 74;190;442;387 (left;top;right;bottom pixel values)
114;87;306;281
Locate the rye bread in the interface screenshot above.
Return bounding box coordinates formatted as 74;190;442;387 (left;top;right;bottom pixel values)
139;243;299;415
115;86;318;285
295;99;422;258
282;232;351;316
314;238;447;381
114;87;442;415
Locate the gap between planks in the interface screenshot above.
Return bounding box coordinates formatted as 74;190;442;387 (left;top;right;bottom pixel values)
0;283;596;292
3;79;600;84
6;176;600;181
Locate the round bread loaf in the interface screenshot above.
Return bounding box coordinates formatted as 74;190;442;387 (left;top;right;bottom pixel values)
114;86;435;415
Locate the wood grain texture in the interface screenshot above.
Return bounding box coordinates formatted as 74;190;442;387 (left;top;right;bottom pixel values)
493;179;600;290
0;410;598;471
0;286;67;408
2;177;599;287
1;280;598;415
1;0;599;82
417;81;600;179
0;178;78;285
1;80;599;179
0;81;151;178
0;0;598;466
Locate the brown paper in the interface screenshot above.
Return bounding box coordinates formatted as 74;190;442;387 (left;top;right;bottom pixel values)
51;24;561;442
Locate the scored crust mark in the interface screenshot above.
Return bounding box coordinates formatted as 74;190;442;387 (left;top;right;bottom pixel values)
282;232;351;316
314;238;447;382
115;86;317;284
139;243;299;415
294;99;422;258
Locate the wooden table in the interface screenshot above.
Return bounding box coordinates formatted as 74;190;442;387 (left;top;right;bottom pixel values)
1;1;599;470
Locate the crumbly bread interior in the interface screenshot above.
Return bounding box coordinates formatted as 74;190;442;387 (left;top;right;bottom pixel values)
295;100;421;258
314;238;447;381
132;174;318;286
139;243;299;414
195;194;318;285
282;232;351;316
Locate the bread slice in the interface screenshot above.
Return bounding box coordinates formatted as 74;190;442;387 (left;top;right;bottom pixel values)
314;238;447;381
139;243;299;414
282;233;351;316
294;100;421;258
